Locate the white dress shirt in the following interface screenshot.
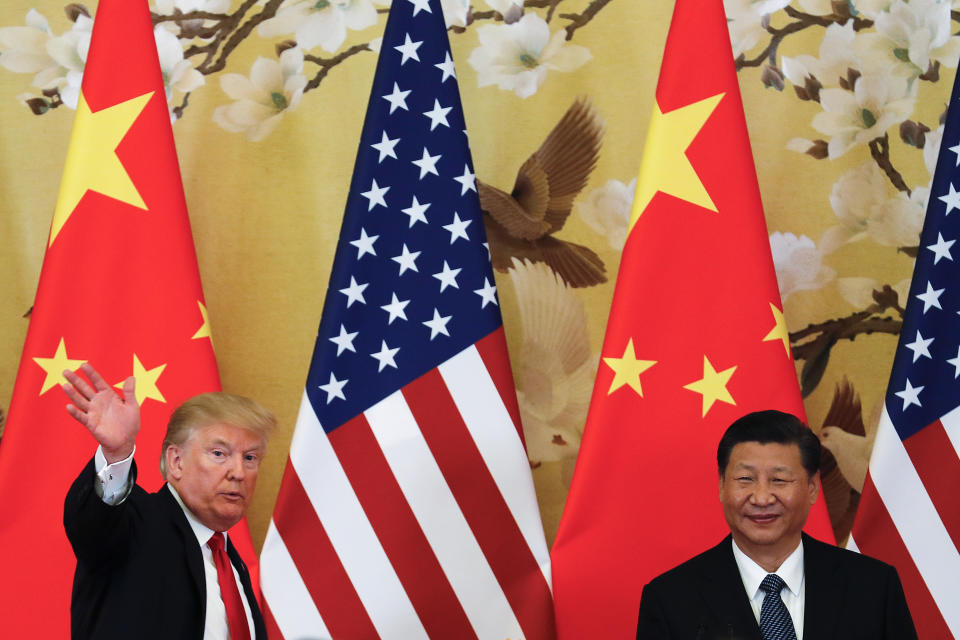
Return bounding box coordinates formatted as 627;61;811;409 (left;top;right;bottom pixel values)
94;446;256;639
731;537;805;640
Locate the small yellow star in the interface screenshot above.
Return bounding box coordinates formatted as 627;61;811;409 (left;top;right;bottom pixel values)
630;93;725;232
32;338;86;395
191;300;212;342
683;356;737;417
116;354;166;405
49;90;153;246
762;303;791;358
602;338;656;397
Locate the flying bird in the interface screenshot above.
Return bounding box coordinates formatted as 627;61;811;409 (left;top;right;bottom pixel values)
479;96;607;288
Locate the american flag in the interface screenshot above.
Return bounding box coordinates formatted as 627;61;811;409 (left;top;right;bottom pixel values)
847;66;960;638
259;1;556;638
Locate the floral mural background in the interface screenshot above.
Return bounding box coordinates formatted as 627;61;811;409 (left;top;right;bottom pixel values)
0;0;954;549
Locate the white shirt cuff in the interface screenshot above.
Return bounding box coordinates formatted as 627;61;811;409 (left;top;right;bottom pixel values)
93;446;135;505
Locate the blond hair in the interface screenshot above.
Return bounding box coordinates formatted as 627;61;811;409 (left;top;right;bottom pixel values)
159;392;276;478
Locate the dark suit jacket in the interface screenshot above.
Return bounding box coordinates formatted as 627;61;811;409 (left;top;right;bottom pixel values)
64;458;266;640
636;533;917;640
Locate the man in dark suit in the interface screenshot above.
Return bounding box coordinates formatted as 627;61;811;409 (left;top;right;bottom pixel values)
62;363;272;639
636;410;917;640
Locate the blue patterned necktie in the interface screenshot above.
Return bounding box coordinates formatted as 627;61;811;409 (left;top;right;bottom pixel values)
759;573;797;640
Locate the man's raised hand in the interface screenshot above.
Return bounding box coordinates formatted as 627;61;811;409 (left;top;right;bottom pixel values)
62;363;140;464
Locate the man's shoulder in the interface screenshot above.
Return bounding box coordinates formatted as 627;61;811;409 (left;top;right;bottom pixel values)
645;538;732;590
803;533;898;578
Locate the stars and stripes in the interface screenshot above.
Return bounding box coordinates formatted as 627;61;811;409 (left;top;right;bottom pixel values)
259;1;555;638
848;61;960;639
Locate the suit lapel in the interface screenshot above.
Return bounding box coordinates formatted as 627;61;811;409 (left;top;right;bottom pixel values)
695;538;764;640
801;533;842;639
156;485;207;606
227;537;267;639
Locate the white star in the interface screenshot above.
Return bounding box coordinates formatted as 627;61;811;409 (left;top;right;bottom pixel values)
407;0;432;15
894;379;923;410
329;324;358;356
433;261;461;291
401;195;430;227
938;182;960;215
381;293;410;324
371;340;400;372
423;308;452;340
442;212;472;243
360;179;389;211
453;164;476;195
392;244;421;275
904;331;934;362
412;147;441;179
947;346;960;379
349;228;378;259
339;276;368;307
474;277;498;308
318;372;347;404
382;82;410;114
927;232;955;264
435;52;456;82
423;99;452;130
371;130;399;162
950;141;960;166
394;33;422;65
915;281;944;313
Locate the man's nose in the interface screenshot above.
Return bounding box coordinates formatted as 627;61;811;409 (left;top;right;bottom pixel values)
750;484;776;505
226;454;246;480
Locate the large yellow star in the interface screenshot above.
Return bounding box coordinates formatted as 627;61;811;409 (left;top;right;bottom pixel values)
115;354;167;405
191;301;212;342
49;90;154;246
683;355;737;417
602;338;656;397
32;338;86;395
762;303;791;357
629;93;725;232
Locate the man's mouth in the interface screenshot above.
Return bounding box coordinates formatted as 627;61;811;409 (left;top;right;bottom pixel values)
219;492;244;502
745;513;779;525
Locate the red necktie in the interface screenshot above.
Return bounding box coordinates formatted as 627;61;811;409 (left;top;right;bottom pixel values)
208;532;251;640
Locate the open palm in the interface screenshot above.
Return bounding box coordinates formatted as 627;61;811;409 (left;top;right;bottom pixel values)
63;363;140;463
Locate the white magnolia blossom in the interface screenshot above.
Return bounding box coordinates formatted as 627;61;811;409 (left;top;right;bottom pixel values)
923;124;943;177
258;0;387;54
576;177;636;250
856;0;960;78
213;47;307;141
485;0;524;13
724;0;791;58
0;9;61;88
812;71;916;159
853;0;896;20
467;13;590;99
769;232;836;300
508;259;594;464
441;0;470;28
154;25;204;109
154;0;231;41
824;162;925;251
44;14;93;109
781;21;863;88
836;277;911;309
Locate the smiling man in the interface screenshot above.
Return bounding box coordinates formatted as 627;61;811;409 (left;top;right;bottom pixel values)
636;410;917;640
62;363;273;640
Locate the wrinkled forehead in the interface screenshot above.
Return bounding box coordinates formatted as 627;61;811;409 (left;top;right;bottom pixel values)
186;421;266;450
727;441;805;472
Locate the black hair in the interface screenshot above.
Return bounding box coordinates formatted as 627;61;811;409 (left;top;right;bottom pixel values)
716;410;820;477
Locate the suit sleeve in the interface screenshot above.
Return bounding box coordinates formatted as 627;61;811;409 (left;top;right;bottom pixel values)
637;581;672;640
883;564;918;640
63;457;143;569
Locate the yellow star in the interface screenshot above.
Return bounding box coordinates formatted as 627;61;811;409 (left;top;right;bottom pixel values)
629;93;725;232
191;301;212;342
763;303;791;358
602;338;656;397
683;356;737;417
32;338;86;395
115;354;167;405
49;90;154;246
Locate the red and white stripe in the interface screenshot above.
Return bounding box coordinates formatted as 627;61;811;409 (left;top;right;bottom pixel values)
848;405;960;638
261;334;555;639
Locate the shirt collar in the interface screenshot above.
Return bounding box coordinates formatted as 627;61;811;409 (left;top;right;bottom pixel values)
731;537;804;599
166;483;227;548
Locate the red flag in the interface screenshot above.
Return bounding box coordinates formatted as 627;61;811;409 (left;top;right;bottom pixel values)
550;1;834;637
0;1;258;636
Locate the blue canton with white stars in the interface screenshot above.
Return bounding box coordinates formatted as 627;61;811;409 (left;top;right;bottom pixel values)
305;0;502;433
886;70;960;439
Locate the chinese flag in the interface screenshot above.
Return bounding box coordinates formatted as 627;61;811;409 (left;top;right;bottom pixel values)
0;1;258;636
550;1;834;637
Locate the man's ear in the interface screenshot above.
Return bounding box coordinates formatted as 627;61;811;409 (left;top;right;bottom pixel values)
165;445;184;482
808;471;821;504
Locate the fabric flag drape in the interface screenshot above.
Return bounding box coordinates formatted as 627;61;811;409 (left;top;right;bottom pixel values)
258;1;555;639
847;58;960;639
0;0;258;636
550;1;834;637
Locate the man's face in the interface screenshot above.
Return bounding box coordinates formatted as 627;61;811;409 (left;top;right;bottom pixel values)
166;423;264;532
718;441;819;561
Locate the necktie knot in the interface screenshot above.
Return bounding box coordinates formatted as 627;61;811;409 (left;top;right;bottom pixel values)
208;531;225;553
760;573;787;595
